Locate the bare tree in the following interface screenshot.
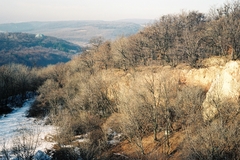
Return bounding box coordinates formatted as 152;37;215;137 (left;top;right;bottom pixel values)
208;1;240;60
89;36;105;50
111;36;133;70
94;41;113;70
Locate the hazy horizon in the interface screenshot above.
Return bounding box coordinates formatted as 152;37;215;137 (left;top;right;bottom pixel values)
1;0;226;24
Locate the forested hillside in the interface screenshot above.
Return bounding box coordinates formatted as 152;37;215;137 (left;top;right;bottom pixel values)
1;1;240;160
0;32;81;66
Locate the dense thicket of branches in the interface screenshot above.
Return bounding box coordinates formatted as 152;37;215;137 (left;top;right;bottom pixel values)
80;1;240;70
1;1;240;159
0;64;47;114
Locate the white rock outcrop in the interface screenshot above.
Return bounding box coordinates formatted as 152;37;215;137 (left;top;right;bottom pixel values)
202;61;240;121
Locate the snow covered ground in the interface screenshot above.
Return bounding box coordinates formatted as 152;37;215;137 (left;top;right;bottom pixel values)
0;98;56;159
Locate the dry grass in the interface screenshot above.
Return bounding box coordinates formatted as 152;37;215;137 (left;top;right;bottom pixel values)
104;130;186;160
199;56;230;67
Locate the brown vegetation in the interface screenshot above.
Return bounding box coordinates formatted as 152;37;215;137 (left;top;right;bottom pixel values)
1;1;240;159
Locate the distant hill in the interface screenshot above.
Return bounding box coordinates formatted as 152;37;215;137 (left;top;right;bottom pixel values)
117;19;154;25
0;32;81;67
0;21;142;46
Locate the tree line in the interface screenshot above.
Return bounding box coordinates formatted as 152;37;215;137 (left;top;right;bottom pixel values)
81;1;240;71
1;1;240;159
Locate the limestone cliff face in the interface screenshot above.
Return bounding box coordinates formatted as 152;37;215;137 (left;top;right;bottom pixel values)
182;66;222;91
103;59;240;122
202;61;240;120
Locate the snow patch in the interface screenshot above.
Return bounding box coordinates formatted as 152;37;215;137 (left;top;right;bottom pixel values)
0;98;56;159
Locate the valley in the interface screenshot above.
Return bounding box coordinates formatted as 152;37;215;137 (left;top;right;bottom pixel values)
0;20;143;46
0;1;240;159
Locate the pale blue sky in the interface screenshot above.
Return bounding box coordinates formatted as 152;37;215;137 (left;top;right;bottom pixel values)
0;0;227;24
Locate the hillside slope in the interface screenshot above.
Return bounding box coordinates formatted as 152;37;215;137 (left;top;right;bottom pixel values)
0;32;81;67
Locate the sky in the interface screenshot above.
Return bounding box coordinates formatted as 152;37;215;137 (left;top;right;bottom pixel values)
0;0;227;24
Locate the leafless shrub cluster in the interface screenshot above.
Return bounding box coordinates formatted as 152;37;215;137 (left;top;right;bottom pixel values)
182;109;240;160
1;127;40;160
70;1;240;71
0;63;56;116
2;1;240;159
